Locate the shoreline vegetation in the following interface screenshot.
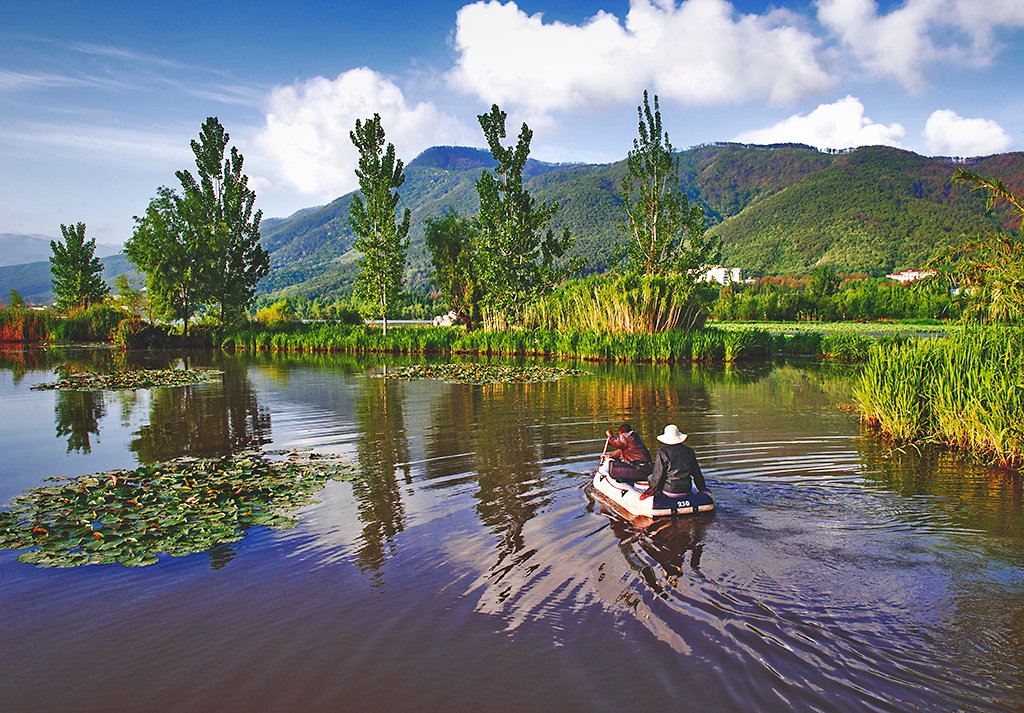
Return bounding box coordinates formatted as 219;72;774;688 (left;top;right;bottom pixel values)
223;322;878;363
855;327;1024;469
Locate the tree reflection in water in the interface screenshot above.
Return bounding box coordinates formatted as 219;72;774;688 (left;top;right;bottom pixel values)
352;375;409;580
54;389;106;453
130;361;271;463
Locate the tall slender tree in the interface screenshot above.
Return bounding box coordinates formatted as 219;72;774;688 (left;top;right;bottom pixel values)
619;91;718;275
473;104;574;325
349;113;410;335
49;222;109;311
176;117;269;325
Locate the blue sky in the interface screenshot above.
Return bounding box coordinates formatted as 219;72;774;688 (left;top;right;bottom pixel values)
3;0;1023;245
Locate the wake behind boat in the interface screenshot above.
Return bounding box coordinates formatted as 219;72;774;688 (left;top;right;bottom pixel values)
592;459;715;519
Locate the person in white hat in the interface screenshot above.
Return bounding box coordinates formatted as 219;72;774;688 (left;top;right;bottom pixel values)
644;424;710;499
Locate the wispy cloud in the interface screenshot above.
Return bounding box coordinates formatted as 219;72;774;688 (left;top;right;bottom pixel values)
816;0;1024;89
0;122;192;164
0;68;130;92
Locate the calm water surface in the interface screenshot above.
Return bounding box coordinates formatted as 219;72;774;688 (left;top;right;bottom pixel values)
1;346;1021;713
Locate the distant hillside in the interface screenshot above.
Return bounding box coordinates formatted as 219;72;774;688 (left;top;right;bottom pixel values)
712;147;1024;274
0;233;121;268
258;143;1024;297
0;254;135;305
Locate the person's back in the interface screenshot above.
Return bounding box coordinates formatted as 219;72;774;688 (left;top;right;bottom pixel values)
648;425;709;496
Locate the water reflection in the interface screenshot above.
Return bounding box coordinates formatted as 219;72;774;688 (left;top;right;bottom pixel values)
54;389;106;453
351;375;409;578
130;361;271;462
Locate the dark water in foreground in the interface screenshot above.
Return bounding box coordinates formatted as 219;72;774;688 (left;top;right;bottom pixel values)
1;347;1022;713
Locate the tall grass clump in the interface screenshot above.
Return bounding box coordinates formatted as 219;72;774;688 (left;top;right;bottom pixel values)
48;304;127;342
0;308;51;341
819;332;873;361
520;274;717;333
855;327;1024;466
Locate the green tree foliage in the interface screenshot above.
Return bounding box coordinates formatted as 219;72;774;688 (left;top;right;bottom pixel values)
8;289;26;309
127;118;269;334
807;265;841;298
424;210;482;325
474;104;575;324
126;187;206;337
349;113;411;334
620;92;719;275
176;117;269;325
946;168;1024;321
49;222;109;312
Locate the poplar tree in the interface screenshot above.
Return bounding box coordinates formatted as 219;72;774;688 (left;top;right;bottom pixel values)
619;91;719;275
349;113;411;334
473;104;574;324
176;117;268;325
49;222;109;311
127;117;270;333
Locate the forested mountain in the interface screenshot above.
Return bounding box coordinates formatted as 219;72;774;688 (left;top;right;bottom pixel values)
4;144;1021;305
257;143;1023;298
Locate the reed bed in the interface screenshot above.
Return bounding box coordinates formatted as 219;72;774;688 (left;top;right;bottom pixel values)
225;322;860;364
854;327;1024;467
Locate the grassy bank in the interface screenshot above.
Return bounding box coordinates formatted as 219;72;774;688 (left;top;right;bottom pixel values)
854;327;1024;468
225;323;876;363
711;320;955;335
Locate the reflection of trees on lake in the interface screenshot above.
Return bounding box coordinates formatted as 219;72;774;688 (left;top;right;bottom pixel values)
352;376;409;579
857;439;1024;548
130;362;270;463
471;384;553;570
54;389;106;453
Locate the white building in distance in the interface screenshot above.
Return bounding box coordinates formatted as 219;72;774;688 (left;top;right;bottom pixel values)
699;265;747;285
886;270;936;284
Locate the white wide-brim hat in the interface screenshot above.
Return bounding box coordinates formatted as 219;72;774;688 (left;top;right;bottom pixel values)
657;424;688;445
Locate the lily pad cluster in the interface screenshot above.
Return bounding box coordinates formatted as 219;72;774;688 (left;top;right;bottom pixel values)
374;363;591;385
0;451;357;568
31;368;223;391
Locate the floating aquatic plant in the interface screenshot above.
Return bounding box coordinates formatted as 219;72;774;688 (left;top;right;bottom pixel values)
0;450;358;568
372;363;590;385
31;368;223;391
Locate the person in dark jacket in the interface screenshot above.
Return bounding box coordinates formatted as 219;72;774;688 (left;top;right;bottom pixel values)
602;422;653;483
646;424;710;497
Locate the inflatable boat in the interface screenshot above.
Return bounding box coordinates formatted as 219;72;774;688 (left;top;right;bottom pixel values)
591;460;715;518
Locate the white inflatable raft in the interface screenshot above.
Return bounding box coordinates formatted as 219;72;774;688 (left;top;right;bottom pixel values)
592;460;715;518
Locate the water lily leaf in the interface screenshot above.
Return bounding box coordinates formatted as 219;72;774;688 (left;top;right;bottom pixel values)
0;451;358;568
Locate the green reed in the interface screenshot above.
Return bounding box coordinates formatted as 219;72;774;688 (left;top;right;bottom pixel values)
226;323;814;364
854;327;1024;466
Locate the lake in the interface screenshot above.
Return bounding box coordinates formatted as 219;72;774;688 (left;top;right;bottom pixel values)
1;346;1021;713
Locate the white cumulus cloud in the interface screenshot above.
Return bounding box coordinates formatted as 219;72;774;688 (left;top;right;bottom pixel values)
734;95;905;150
924;109;1013;157
447;0;833;119
255;68;472;199
816;0;1024;89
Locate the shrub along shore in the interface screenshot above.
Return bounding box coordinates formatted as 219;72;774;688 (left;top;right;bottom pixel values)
854;327;1024;468
224;323;875;363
